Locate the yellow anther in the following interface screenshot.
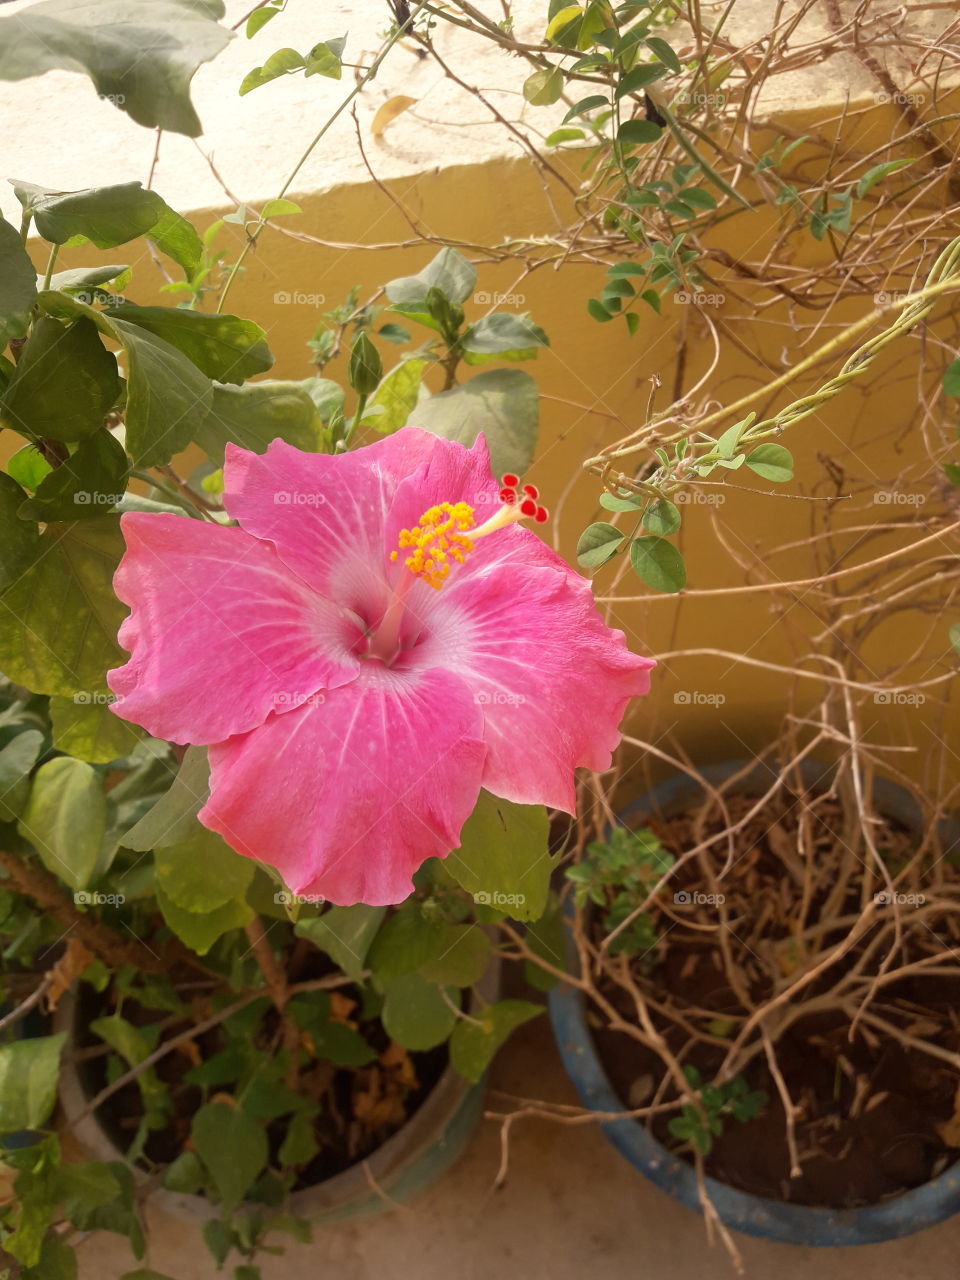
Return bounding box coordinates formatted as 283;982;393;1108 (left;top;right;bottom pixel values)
394;501;476;589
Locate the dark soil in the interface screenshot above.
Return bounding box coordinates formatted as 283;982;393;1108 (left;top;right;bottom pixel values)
591;794;960;1209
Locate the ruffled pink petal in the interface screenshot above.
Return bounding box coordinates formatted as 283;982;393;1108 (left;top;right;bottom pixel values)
199;664;487;906
108;512;362;745
409;539;654;812
221;430;448;620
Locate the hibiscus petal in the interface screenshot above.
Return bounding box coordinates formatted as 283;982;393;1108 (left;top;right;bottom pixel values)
108;513;362;745
221;430;448;621
199;664;487;906
414;550;654;812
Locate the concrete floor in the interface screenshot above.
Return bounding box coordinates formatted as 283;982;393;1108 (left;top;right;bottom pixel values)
77;1017;960;1279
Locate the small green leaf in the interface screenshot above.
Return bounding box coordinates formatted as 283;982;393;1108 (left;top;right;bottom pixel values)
545;4;582;43
599;489;642;512
0;214;38;346
645;35;681;73
157;882;253;954
367;901;447;980
381;973;459;1050
15;181;165;248
943;463;960;487
577;521;624;568
362;358;427;434
449;1000;541;1083
386;248;477;307
192;1102;269;1212
460;313;549;364
523;66;564;105
745;443;794;482
239;46;305;96
147;205;203;279
6;445;52;492
950;623;960;654
246;3;281;37
0;1034;66;1131
856;158;912;199
615;65;667;99
261;198;302;218
630;536;686;593
1;316;120;442
0;727;44;821
18;757;107;890
642;498;681;536
545;127;585;146
163;1151;205;1195
0;472;39;590
446;791;552;922
943;359;960;398
618;119;663;145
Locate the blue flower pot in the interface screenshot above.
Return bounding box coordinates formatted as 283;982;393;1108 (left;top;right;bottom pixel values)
549;759;960;1245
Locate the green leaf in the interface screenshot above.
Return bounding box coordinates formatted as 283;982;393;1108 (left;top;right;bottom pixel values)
382;973;459;1050
18;757;107;890
294;904;386;982
0;215;38;346
163;1150;206;1195
15;181;166;248
192;1102;268;1212
745;443;794;482
642;498;681;536
576;521;624;568
449;1000;541;1083
197;380;326;464
301;375;345;423
386;248;477;307
943;463;960;487
446;790;551;922
362;358;427;435
239;46;305;96
49;695;141;765
25;1235;77;1280
104;305;272;384
562;92;607;122
261;198;302;218
419;924;491;987
7;445;52;492
545;127;585;146
1;316;120;442
523;67;564;105
110;316;214;466
856;158;912;199
348;332;382;397
630;535;686;593
146;206;204;279
156;881;253;954
47;265;129;294
278;1110;319;1167
122;745;209;850
305;38;344;79
366;901;448;980
410;368;539;478
615;65;668;99
950;622;960;654
121;1272;178;1280
0;516;125;696
0;1033;66;1131
460;313;549;365
246;3;280;37
618;119;663;145
52;1162;123;1227
545;4;582;43
944;359;960;398
0;473;40;590
0;1;231;136
645;35;681;73
598;489;642;512
18;430;130;522
524;895;565;991
154;824;255;912
0;727;44;821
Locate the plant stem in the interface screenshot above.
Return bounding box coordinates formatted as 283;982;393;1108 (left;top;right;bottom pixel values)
41;243;59;291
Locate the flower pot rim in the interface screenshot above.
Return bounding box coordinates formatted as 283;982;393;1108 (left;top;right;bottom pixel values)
548;757;960;1247
55;948;500;1224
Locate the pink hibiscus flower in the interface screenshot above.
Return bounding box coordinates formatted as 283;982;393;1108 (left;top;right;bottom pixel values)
108;429;654;906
